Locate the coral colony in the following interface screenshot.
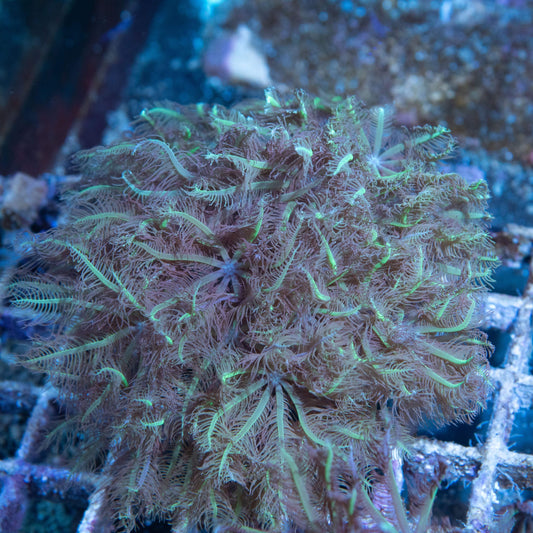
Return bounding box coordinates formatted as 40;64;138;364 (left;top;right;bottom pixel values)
10;90;497;531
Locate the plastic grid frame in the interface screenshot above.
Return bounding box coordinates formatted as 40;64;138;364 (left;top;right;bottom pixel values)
0;226;532;533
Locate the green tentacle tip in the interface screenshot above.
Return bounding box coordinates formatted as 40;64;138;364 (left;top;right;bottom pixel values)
141;418;165;427
97;367;128;387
